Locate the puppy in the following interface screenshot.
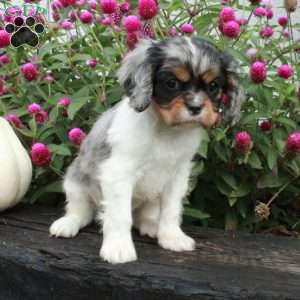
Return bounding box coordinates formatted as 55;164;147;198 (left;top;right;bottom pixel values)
50;36;243;264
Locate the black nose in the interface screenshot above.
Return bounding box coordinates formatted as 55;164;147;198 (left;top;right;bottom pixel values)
186;104;202;115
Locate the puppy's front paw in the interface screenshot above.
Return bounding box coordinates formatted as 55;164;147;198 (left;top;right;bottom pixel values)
50;216;80;238
100;235;137;264
158;229;196;252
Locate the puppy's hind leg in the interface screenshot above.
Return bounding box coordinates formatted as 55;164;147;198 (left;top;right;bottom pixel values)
50;179;95;238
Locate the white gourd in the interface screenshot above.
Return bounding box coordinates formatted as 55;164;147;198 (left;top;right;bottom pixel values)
0;117;32;211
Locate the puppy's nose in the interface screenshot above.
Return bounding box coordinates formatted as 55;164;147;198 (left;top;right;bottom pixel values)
186;103;203;115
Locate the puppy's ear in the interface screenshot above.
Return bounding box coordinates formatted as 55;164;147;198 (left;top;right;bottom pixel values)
221;53;244;125
118;39;155;112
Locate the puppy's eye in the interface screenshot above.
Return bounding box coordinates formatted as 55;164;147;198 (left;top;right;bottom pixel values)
166;78;179;89
208;81;219;93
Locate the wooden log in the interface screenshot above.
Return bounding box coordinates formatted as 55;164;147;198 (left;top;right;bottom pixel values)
0;204;299;300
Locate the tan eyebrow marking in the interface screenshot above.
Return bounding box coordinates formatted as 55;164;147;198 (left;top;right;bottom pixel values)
200;67;219;83
173;67;191;82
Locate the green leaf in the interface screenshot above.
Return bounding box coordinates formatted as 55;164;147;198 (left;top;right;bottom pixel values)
184;207;210;220
229;197;238;207
29;180;63;203
276;117;297;129
248;152;263;169
266;149;277;170
71;54;92;62
257;174;286;189
198;140;208;158
222;173;238;190
48;144;71;156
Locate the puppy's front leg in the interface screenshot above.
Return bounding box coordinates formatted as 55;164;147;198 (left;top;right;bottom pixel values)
158;162;196;252
99;177;137;264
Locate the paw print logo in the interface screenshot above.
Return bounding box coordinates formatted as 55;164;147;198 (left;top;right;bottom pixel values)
5;16;45;48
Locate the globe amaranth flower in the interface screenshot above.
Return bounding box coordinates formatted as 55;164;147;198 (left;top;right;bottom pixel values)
286;132;300;154
61;20;74;30
222;21;240;38
5;114;22;128
265;8;273;19
237;17;248;26
282;29;290;38
138;0;158;20
120;2;131;13
31;143;52;167
101;16;111;26
35;110;48;124
246;48;258;61
181;23;194;34
0;54;10;65
235;131;252;153
80;11;93;24
21;63;39;81
86;58;97;68
0;30;10;48
51;0;63;11
259;26;273;38
68;128;86;145
89;0;97;9
260;119;272;132
27;103;42;114
168;26;177;37
112;10;122;26
124;15;141;32
100;0;118;14
278;64;293;79
278;16;288;27
254;7;266;17
219;7;236;22
250;61;267;83
58;97;72;107
127;32;138;49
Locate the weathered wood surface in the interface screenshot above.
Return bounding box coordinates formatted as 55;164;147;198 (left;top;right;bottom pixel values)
0;204;299;300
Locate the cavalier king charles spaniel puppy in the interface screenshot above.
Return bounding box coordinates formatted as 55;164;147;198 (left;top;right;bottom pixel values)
50;36;243;264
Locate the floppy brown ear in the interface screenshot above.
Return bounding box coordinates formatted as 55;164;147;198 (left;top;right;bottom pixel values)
117;40;155;112
221;53;244;125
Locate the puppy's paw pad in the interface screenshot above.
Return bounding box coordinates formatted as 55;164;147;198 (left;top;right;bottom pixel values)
138;220;158;238
49;216;80;238
158;231;195;252
100;237;137;264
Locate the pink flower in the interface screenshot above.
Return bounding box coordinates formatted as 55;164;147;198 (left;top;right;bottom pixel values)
235;131;252;153
138;0;158;20
51;0;63;11
21;63;38;81
101;16;111;26
282;29;290;38
100;0;118;14
278;64;293;79
76;0;86;6
168;26;178;37
278;16;288;27
68;10;77;21
260;120;272;132
61;20;74;30
222;21;240;38
5;114;22;128
31;143;52;167
219;7;236;22
286;132;300;154
68;128;86;145
181;23;194;34
246;48;258;61
0;30;10;48
34;110;48;124
86;58;97;68
89;0;97;10
265;8;273;19
120;2;131;13
112;10;122;26
52;12;61;22
79;10;93;24
124;15;141;32
0;54;10;65
58;97;71;107
44;74;54;83
237;17;248;25
259;26;273;38
250;61;267;83
127;32;138;49
254;7;266;17
27;103;42;114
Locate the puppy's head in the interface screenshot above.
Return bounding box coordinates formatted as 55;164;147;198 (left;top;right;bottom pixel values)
118;37;244;127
